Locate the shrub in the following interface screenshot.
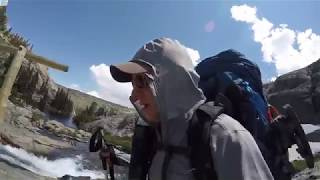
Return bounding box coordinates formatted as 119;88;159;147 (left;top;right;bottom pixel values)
106;106;119;116
31;111;46;127
73;108;95;127
104;132;132;153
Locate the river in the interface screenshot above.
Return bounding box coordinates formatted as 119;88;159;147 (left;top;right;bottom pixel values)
0;111;130;179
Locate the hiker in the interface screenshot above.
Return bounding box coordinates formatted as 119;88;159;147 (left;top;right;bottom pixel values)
267;104;280;122
89;127;118;180
110;37;273;180
100;143;116;180
129;117;157;180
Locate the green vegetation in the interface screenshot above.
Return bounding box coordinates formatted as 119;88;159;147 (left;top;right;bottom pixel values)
96;107;106;116
104;131;132;153
38;88;49;112
292;154;320;172
73;102;99;126
73;101;124;126
31;111;45;122
0;53;13;87
49;88;74;117
6;29;33;51
10;64;40;107
73;109;95;126
106;106;120;116
0;6;8;32
31;111;46;127
65;87;134;115
9;64;74;117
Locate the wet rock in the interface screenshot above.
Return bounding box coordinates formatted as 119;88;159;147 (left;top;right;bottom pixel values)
44;120;91;142
59;175;90;180
83;113;137;137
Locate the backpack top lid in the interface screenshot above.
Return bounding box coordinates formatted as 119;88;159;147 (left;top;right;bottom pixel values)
195;49;269;136
195;49;264;101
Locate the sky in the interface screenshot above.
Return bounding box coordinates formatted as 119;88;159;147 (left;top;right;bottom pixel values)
5;0;320;107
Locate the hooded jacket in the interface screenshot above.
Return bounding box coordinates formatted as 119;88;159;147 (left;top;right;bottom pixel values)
130;38;273;180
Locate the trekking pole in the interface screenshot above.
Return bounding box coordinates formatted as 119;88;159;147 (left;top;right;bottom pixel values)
0;44;68;123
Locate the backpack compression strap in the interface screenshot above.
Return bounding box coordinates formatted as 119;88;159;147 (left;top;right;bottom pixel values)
188;102;224;180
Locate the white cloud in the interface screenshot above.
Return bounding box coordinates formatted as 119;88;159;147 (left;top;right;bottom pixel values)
231;5;257;23
68;84;81;91
270;76;277;82
204;20;215;33
231;4;320;76
67;84;103;100
0;0;8;6
89;64;132;107
87;91;101;98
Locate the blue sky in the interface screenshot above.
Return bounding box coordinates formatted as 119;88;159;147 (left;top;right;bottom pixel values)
6;0;320;106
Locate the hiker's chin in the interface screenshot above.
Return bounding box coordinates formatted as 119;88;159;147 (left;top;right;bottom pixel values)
143;106;160;126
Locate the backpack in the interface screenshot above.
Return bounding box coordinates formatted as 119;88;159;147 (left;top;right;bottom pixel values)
195;49;269;141
194;50;314;180
157;50;285;180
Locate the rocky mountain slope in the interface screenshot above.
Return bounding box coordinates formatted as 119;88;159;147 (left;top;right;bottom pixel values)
264;59;320;124
59;85;133;113
0;45;135;133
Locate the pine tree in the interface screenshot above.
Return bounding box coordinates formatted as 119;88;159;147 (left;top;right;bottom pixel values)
51;88;61;108
96;107;105;117
88;102;98;115
50;88;74;117
29;71;39;95
39;90;49;112
62;97;74;116
39;78;49;95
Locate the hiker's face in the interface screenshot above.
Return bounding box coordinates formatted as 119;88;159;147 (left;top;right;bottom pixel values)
130;74;159;125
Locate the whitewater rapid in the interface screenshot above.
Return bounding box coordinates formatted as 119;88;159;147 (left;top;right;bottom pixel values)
0;144;105;179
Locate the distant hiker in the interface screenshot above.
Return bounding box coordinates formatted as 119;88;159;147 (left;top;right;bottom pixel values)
110;37;273;180
267;104;280;122
129;117;157;180
100;143;116;180
89;127;118;180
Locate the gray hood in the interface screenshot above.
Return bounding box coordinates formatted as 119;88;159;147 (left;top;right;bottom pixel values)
132;37;206;147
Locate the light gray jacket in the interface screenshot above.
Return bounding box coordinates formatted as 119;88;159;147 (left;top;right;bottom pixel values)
131;37;274;180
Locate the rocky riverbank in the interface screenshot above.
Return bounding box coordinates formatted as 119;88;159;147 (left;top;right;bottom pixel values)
0;101;91;156
0;101;110;180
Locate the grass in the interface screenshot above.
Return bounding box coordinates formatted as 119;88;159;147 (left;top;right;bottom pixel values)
292;154;320;172
104;132;132;154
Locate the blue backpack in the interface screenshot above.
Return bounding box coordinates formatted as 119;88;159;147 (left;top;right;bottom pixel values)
194;50;313;180
195;49;270;142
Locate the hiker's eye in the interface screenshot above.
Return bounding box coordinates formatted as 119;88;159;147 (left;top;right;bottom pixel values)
133;75;148;88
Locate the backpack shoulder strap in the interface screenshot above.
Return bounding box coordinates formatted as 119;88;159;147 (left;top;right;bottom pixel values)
160;103;224;180
188;102;224;180
197;101;224;120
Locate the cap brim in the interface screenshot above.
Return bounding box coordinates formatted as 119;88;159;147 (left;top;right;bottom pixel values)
110;61;148;82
